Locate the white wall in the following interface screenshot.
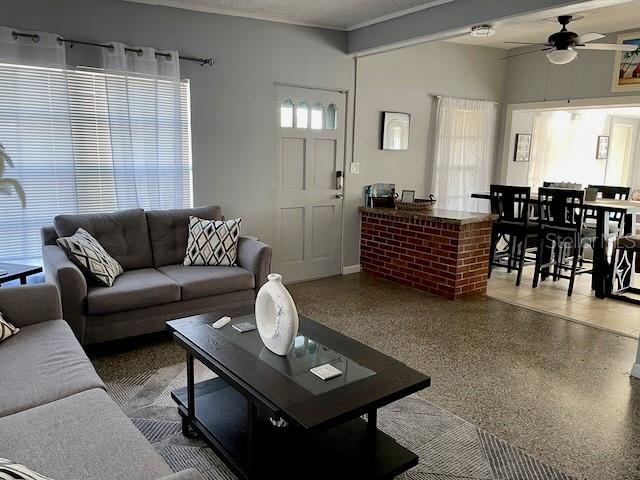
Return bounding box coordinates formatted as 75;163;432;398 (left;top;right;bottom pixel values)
343;41;506;265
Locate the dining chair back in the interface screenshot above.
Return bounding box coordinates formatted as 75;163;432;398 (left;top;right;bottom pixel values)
584;185;630;228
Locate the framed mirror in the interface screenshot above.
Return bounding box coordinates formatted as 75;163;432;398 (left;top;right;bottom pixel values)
381;112;410;151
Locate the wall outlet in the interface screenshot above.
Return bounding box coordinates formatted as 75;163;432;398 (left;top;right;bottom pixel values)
350;162;360;174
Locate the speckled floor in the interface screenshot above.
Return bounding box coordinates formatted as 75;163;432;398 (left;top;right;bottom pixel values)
89;272;640;480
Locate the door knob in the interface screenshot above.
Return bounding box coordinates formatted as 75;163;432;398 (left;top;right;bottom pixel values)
336;193;344;199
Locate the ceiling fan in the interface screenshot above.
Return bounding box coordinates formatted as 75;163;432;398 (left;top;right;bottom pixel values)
506;15;637;65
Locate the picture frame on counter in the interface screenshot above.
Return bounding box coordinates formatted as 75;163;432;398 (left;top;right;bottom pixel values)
513;133;531;162
401;190;416;203
381;112;410;151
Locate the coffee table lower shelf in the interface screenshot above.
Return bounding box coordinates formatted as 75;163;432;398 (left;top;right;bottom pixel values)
171;377;418;479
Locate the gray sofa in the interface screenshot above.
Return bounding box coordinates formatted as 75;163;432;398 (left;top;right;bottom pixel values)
0;283;203;480
41;205;271;345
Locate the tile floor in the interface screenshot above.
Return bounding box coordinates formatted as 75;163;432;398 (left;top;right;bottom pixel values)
487;264;640;338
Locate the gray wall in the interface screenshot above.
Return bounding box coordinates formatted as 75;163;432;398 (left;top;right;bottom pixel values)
497;29;640;182
343;41;506;266
1;0;354;256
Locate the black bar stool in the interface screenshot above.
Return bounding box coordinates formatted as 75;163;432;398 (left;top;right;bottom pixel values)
488;185;537;286
532;187;586;296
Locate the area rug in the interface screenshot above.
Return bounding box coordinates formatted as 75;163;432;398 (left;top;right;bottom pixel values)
105;362;574;480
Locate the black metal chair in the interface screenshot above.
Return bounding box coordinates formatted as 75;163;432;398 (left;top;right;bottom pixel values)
488;185;537;286
532;188;586;296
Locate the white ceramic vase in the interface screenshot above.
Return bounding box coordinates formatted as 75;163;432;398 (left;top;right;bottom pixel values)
255;273;299;356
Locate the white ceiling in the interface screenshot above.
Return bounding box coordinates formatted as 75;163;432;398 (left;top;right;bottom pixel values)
123;0;454;30
448;0;640;49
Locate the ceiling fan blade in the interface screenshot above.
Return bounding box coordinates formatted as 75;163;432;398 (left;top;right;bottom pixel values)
501;47;552;60
575;43;638;51
503;41;549;45
576;32;605;43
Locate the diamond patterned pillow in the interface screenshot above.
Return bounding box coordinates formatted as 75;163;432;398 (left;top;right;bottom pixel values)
0;312;19;343
184;217;241;266
57;228;123;287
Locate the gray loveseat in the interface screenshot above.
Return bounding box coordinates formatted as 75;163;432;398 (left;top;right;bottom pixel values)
0;284;202;480
41;205;271;345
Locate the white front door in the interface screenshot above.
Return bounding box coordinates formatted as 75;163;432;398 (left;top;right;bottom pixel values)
273;85;346;283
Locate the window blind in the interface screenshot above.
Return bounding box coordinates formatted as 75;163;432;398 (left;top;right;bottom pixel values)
0;62;192;263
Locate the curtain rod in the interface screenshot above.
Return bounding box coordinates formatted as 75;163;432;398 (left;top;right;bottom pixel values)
11;31;214;67
431;94;498;105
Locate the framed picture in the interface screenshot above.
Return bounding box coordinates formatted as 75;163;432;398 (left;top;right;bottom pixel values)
596;135;609;160
400;190;415;203
381;112;410;151
513;133;531;162
611;31;640;92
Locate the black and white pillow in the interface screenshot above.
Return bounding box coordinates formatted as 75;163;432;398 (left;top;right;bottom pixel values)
184;217;241;266
0;313;19;343
0;458;53;479
57;228;123;287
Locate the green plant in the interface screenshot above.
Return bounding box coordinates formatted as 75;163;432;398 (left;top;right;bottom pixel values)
0;144;26;208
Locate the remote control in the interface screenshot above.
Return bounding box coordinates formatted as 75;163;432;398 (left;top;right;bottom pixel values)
211;316;231;329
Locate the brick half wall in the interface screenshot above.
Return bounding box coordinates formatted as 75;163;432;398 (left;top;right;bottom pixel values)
360;210;492;299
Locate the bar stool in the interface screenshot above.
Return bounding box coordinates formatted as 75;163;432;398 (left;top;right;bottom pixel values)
532;187;586;296
488;185;537;286
611;234;640;303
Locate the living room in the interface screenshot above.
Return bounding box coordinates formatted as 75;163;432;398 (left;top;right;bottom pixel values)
1;0;640;479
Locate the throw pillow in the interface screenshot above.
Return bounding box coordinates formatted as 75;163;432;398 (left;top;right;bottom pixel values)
57;228;123;287
0;458;53;480
184;217;241;266
0;312;19;343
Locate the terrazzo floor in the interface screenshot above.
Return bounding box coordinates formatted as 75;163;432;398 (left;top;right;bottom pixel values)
89;272;640;480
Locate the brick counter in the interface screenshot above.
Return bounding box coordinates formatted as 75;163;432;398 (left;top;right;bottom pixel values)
359;207;495;299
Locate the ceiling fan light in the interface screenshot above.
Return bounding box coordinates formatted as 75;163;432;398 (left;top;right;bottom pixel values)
470;24;496;37
546;48;577;65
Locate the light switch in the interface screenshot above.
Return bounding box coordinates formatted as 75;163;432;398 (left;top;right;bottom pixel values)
350;162;360;174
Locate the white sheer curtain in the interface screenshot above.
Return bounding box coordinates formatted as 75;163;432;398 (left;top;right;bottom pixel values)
102;43;188;210
528;111;608;189
0;26;77;263
431;96;497;211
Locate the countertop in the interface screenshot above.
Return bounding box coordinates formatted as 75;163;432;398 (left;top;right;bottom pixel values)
358;207;496;225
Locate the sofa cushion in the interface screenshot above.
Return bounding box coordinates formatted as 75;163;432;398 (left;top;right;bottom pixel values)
0;389;172;480
158;264;255;300
87;268;180;315
54;208;153;270
0;320;104;418
147;205;223;267
57;228;124;287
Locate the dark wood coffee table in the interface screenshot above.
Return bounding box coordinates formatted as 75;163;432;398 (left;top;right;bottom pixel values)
167;313;430;480
0;262;42;286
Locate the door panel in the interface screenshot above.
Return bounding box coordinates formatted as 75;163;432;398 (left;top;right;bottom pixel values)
281;138;306;190
279;207;305;264
311;205;336;260
313;139;336;189
274;85;346;282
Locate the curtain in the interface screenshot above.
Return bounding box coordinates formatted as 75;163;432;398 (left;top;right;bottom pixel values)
0;29;192;263
431;96;497;212
102;43;187;210
528;111;608;190
0;26;77;263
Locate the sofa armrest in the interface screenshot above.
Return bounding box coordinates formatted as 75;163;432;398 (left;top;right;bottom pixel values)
0;283;62;328
157;469;205;480
42;244;88;342
237;236;272;292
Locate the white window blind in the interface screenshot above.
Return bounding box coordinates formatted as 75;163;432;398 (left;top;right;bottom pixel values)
0;62;192;263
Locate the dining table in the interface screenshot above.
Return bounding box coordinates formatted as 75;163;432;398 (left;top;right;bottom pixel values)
471;192;640;299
